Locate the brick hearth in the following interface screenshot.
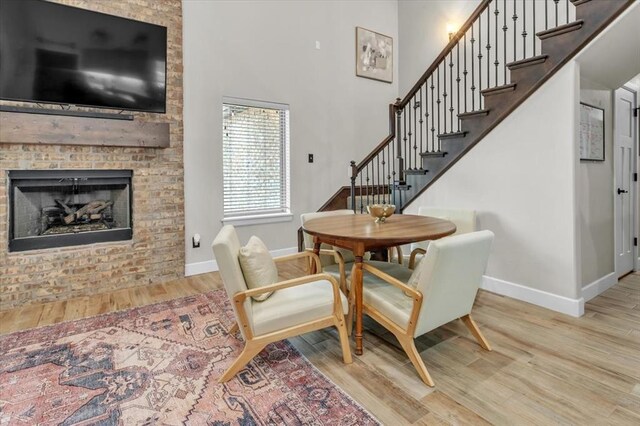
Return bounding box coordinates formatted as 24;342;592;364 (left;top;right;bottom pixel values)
0;0;184;310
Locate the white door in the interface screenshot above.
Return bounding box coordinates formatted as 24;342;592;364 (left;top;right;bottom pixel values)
614;87;636;278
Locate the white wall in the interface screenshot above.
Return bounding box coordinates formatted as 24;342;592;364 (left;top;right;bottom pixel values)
404;63;582;313
398;0;477;95
578;79;614;287
183;0;399;271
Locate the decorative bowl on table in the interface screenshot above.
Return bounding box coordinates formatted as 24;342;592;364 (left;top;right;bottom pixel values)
367;204;396;223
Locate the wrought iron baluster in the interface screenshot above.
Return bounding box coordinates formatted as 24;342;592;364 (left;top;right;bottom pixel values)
533;0;536;55
442;60;448;134
545;0;549;30
386;145;391;204
471;25;476;110
403;107;407;175
391;116;396;201
522;0;527;58
478;16;483;109
413;95;422;170
566;0;569;24
407;101;412;170
495;1;500;87
359;172;363;213
456;42;461;131
513;0;518;62
395;101;402;185
364;164;369;210
437;66;441;146
430;76;435;152
449;51;454;131
419;86;424;156
377;154;381;204
503;0;508;84
554;0;559;27
464;33;468;112
486;6;491;90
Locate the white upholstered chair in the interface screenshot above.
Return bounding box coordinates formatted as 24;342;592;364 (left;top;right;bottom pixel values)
408;207;477;269
212;225;352;383
362;230;494;386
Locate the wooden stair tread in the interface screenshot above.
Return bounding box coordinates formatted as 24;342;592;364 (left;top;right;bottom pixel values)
459;109;490;119
507;55;549;70
404;168;429;175
571;0;592;6
481;84;516;97
437;131;467;139
537;20;584;40
420;151;448;158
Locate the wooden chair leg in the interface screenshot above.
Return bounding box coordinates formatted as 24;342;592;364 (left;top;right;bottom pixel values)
346;292;355;336
461;314;492;351
397;335;435;387
218;341;266;383
228;322;239;335
334;316;353;364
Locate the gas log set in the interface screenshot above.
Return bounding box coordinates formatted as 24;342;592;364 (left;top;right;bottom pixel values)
41;199;115;235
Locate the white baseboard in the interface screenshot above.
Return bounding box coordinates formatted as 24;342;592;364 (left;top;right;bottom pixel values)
185;246;298;277
269;247;298;257
581;272;617;302
481;275;585;317
185;259;218;276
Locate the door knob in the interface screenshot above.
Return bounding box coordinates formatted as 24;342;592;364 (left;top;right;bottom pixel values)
617;188;628;195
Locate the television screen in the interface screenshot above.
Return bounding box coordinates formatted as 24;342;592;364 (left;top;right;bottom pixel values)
0;0;167;113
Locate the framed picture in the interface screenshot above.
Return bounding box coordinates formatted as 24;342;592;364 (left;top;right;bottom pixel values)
355;27;393;83
579;102;605;161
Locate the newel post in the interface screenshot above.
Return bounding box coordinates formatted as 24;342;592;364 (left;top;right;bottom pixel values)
350;160;357;213
394;98;404;183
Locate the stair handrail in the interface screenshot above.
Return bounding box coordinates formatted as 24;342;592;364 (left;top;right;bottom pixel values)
398;0;492;109
351;0;492;178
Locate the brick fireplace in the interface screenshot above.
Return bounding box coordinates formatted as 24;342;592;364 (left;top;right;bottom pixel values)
8;170;133;252
0;0;184;310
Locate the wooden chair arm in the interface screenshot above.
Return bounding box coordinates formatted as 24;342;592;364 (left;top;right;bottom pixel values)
362;263;421;299
275;251;321;273
361;263;423;335
304;248;348;293
234;273;340;303
409;248;426;270
386;246;404;265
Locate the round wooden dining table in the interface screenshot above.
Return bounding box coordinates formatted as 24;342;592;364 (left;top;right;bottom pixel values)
302;213;456;355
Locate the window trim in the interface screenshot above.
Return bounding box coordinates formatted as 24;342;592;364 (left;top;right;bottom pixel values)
221;96;291;225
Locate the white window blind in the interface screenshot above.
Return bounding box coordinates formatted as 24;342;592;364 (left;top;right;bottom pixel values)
222;98;290;219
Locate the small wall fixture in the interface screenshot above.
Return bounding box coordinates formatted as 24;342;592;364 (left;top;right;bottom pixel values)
446;23;457;41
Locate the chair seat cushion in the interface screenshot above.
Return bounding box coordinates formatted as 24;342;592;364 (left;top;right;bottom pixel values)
251;279;348;336
362;269;413;330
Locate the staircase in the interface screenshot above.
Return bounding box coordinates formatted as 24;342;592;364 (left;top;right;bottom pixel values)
315;0;634;222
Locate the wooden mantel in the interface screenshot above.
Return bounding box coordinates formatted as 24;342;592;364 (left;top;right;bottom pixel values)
0;111;170;148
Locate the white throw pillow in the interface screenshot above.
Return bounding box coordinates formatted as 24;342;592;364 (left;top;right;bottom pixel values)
238;236;277;302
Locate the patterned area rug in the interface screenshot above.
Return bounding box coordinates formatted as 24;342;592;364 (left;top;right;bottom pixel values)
0;290;378;425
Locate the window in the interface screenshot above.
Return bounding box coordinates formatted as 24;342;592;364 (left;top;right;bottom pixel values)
222;98;291;225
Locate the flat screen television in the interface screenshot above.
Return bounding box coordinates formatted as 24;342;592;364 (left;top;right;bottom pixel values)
0;0;167;113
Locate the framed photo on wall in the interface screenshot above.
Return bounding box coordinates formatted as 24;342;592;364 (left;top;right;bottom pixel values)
579;102;605;161
355;27;393;83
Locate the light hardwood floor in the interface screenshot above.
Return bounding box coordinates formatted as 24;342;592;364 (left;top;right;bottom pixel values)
1;262;639;425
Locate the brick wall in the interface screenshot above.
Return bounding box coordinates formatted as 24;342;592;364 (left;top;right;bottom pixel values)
0;0;184;310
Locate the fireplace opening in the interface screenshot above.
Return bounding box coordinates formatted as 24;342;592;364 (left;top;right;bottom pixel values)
8;170;133;252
